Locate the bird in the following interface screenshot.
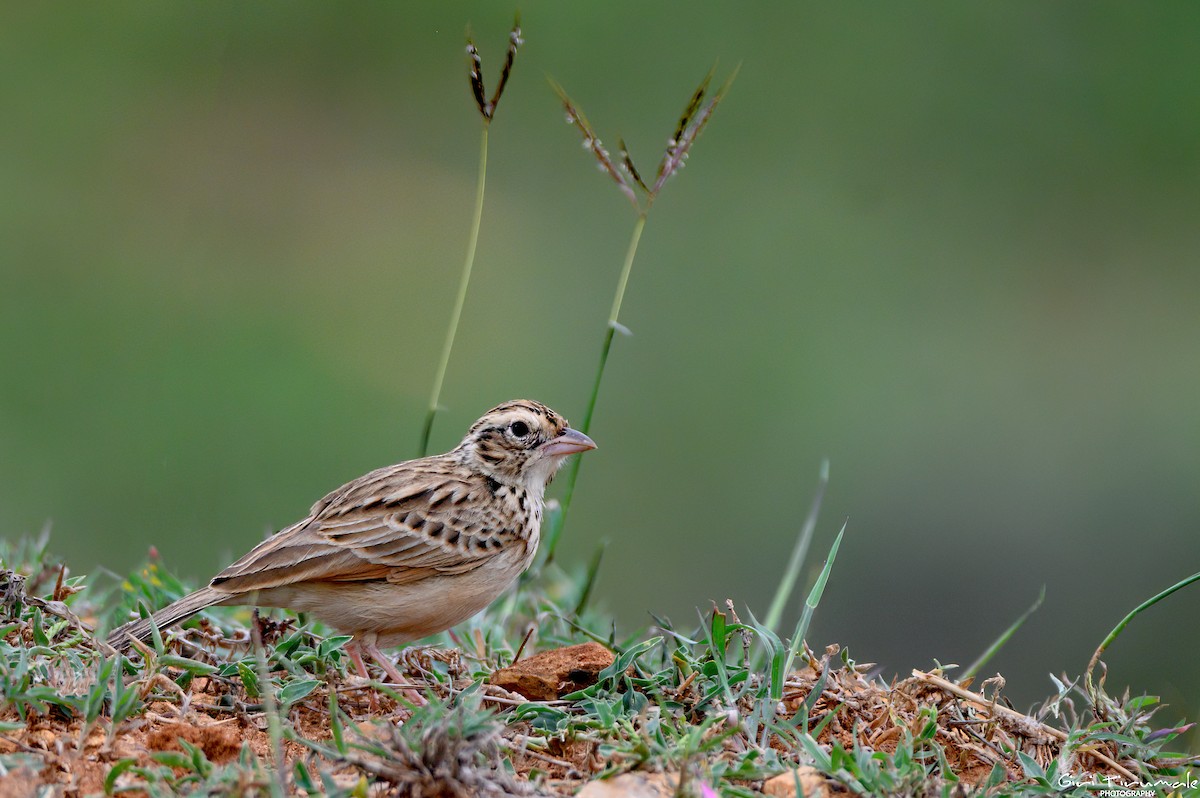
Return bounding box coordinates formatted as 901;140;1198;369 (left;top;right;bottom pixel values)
107;400;596;686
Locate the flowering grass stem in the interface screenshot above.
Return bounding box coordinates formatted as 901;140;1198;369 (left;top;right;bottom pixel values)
419;125;489;457
538;68;733;566
419;20;520;455
543;213;646;564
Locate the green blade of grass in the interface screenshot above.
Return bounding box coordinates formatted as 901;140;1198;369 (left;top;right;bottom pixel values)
961;585;1045;681
779;521;846;690
764;460;829;634
573;540;607;617
1085;569;1200;712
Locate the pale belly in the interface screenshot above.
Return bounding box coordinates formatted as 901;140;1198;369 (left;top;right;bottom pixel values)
244;554;532;647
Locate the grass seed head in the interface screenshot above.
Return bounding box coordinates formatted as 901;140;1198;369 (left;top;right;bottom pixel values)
554;65;737;213
551;79;640;210
466;15;523;122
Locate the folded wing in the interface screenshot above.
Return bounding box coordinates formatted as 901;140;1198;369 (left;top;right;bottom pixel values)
209;458;513;595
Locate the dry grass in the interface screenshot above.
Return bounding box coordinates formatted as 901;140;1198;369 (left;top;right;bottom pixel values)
1;539;1195;796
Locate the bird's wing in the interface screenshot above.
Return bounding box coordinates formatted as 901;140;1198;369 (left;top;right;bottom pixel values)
209;459;518;595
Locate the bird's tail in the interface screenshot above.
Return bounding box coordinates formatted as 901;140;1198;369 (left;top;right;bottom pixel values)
107;586;225;652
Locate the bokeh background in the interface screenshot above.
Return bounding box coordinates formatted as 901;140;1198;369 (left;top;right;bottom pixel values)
3;4;1197;727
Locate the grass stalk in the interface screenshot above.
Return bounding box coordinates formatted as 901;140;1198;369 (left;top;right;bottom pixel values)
542;212;646;563
419;125;489;456
418;19;521;454
764;460;830;633
541;68;733;566
779;521;846;683
1085;569;1200;713
961;585;1044;681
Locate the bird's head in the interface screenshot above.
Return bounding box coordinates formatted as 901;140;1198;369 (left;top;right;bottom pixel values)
457;400;596;491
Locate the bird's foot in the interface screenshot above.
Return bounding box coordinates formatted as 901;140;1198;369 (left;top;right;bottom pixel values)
365;642;427;706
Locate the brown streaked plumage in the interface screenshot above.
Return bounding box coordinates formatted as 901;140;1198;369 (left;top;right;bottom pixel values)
107;400;595;685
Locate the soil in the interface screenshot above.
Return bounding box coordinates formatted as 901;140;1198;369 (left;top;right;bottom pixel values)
0;641;1141;796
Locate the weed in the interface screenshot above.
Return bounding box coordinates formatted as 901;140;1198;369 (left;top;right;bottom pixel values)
419;15;524;457
541;67;737;564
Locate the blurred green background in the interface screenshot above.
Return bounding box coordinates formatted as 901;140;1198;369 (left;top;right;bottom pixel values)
2;3;1198;721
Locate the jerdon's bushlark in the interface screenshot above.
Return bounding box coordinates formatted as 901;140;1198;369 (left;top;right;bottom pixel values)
107;400;595;683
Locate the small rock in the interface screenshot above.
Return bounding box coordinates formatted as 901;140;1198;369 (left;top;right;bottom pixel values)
490;642;614;700
576;772;677;797
763;766;831;797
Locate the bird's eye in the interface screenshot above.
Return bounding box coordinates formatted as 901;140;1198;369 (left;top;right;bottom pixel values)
509;420;530;438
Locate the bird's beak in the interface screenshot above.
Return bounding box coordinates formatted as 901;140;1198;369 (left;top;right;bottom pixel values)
540;428;597;457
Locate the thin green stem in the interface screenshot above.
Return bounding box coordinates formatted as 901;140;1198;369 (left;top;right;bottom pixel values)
605;212;647;335
1085;569;1200;713
779;521;846;691
962;585;1044;681
419;124;490;456
764;460;830;634
542;213;647;564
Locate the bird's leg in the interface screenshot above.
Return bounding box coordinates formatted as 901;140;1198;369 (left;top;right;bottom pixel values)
362;637;426;705
346;640;371;678
346;639;380;711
